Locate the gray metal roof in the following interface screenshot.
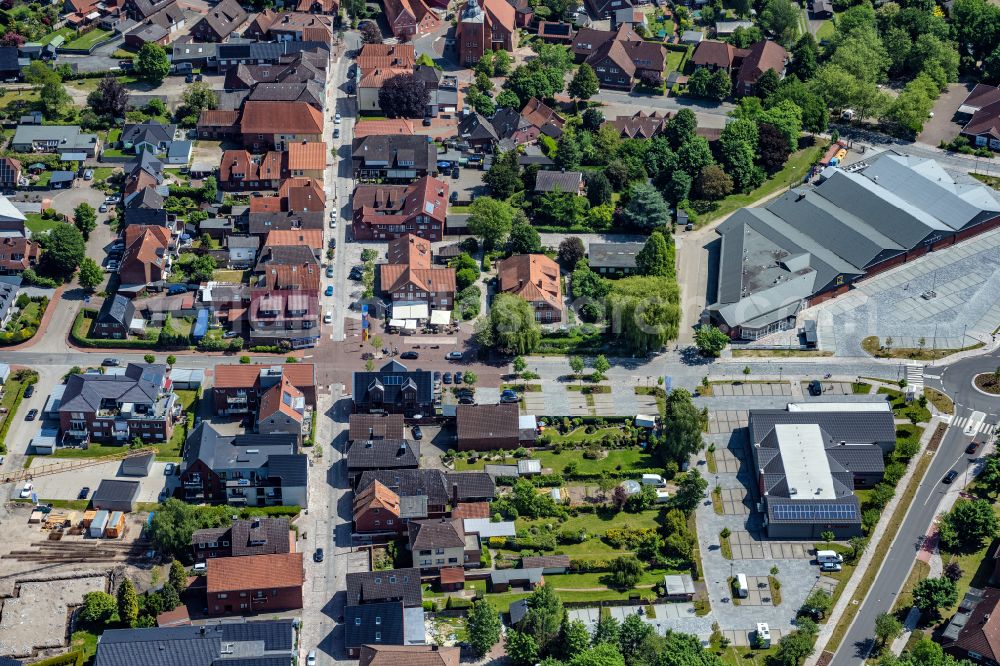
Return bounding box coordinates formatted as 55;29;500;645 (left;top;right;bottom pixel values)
588;242;643;269
60;363;165;413
347;568;422;607
93;620;295;666
747;409;896;448
489;568;544;585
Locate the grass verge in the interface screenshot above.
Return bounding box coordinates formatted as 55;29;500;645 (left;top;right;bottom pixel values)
732;349;834;357
720;531;732;559
861;335;984;361
769;576;782;606
924;387;954;415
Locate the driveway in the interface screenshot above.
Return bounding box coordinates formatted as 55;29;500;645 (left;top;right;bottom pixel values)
917;82;975;146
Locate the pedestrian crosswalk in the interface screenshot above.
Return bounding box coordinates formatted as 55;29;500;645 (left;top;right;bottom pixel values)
906;364;924;394
943;414;997;436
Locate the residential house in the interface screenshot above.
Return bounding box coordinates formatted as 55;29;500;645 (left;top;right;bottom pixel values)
347;438;420;485
227;235;260;266
352;359;434;416
588;241;644;275
124;1;186;46
254;260;322;293
408;517;479;572
809;0;833;17
354;480;420;532
11;125;100;157
941;587;1000;664
456;403;526;451
240;101;324;150
359;645;460;666
256;371;309;440
457;112;500;150
206;552;303;614
0;47;17;81
347;568;423;610
189;0;248;41
354;119;415;138
91;295;138;340
521;554;571;574
378;234;456;313
736;39;786;95
117;225;171;296
613;7;646;28
197;109;241;140
585;0;632;19
520;97;565;138
0;275;20;327
263;229;324;257
216;41;329;73
245;10;333;43
490;108;540;145
604;110;669;138
224;53;326;90
58;363;177;445
534;170;583;195
191;517;292;561
383;0;442;40
250;177;325;218
247;81;325;109
356;468;496;517
92;620;297;666
123;0;176;20
120;121;176;155
353;177;449;241
345;601;423;657
456;0;517;66
959;84;1000;150
180;422;308;507
212;362;317;417
496;254;562;323
508;0;533;25
0;158;22;188
353;134;438;182
350;413;406;441
357;66;411;113
287;141;327;178
587;34;666;88
219;149;284;190
297;0;339;13
538;21;576;43
0;237;40;274
357;43;416;72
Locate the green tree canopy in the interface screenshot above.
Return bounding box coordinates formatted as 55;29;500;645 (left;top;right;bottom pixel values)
135;43;171;83
467;600;503;657
117;578;140;627
635;231;674;277
619;183;670;229
40;223;85;280
569;63;600;102
474;293;541;355
695;324;729;357
78;257;103;291
659;389;704;465
912;577;957;617
468;197;515;251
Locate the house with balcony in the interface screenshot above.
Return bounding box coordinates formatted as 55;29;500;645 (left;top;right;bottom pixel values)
351;359;434;416
247;289;321;349
180;422;308;507
212;362;315;427
191;517;292;561
58;363;178;446
206;552;303;615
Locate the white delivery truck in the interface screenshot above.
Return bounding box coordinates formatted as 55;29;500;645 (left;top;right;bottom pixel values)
641;473;666;487
734;573;749;598
816;550;843;564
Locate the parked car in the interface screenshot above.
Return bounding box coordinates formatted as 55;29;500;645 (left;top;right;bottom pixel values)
25;408;37;420
324;311;333;324
820;562;842;572
412;425;423;440
334;113;342;124
83;169;93;180
451;167;459;179
454;372;463;384
446;351;463;360
400;351;419;360
328;238;337;249
102;358;120;366
314;548;324;562
19;482;32;499
500;390;519;403
78;487;90;500
325;286;334;297
943;470;959;484
966;441;981;455
449;191;458;204
433;371;442;382
333;127;340;139
442;372;453;384
99;204;108;213
307;651;317;666
326;266;335;278
808;380;822;396
164;462;175;475
422;117;432;126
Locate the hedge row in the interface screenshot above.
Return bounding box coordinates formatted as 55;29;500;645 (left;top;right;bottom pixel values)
31;652;84;666
0;380;26;453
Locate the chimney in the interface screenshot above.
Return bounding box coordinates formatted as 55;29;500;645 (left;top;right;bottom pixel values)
452;482;459;503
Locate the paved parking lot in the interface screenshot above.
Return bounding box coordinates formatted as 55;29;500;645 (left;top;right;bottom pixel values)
449;166;487;205
568;603;714;640
805;226;1000;355
712;448;744;474
19;458;177;502
707;410;749;434
718;488;750;515
736;575;775;606
800;380;852;396
722;627;789;647
712;381;791;397
917;82;973;146
728;531;814;560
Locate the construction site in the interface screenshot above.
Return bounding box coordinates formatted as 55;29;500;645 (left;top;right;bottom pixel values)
0;500;158;661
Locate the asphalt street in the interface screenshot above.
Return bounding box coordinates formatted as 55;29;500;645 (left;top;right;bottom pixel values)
829;351;1000;665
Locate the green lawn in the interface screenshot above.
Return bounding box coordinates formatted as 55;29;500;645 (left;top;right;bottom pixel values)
38;27;76;45
877;387;932;423
91;167;118;181
816;19;836;41
699;142;825;225
64;28;111;50
212;269;247;283
505;507;666;559
664;49;685;73
454;445;654;475
463;575;662;612
34;171;52;188
24;214;63;235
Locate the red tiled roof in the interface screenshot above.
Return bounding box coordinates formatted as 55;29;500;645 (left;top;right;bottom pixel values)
198;109;240;127
354;119;414;138
213;362;316;389
439;567;465;584
287;141;327;171
737;39;787;86
691;39;737;69
206;552;303;593
357;43;416;72
451;502;491;520
265;229;323;250
240;102;323;135
497;254;561;310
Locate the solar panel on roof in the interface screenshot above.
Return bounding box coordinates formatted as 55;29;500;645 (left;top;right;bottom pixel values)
772;503;858;521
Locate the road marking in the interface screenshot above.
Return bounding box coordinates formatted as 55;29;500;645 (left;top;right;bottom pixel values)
924;374;941;380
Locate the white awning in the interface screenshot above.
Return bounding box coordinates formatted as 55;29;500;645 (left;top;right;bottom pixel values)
392;303;428;320
404;319;418;330
388;318;406;328
430;309;451;326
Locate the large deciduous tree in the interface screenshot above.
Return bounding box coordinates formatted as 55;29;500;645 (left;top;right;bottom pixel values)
467;197;515;250
87;75;130;119
474;293;541;355
467;600;502;657
135;43;171;83
635;231;674;277
619;183;670;229
40;224;85;280
658;389;704;465
379;74;430;118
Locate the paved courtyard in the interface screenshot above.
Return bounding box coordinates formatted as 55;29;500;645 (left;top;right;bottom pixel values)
712;382;791;397
728;531;814;560
568;603;714;642
736;575;775;606
804;226;1000;355
707;410;749;434
523;383;658;416
718;488;750;515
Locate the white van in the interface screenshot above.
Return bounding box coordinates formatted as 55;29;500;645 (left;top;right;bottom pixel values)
734;573;749;598
756;623;771;648
641;473;666;487
816;550;843;564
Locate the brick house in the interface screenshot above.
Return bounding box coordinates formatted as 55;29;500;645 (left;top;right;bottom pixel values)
496;254;562;323
347;568;423;608
191;517;292;561
352;134;437;182
117;225;171;296
189;0;248;41
212;363;316;417
384;0;441;39
354;480;408;533
456;403;521;451
456;0;517;66
356;469;496;518
240;102;324;151
205;552;303;615
286;141;327;179
0;157;21;188
351;359;435;416
347;437;420;486
0;236;41;274
92;295;137;340
407;518;479;573
219;150;284;190
377;234;456;312
197;110;240;140
353;177;449;242
58;363;177;445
